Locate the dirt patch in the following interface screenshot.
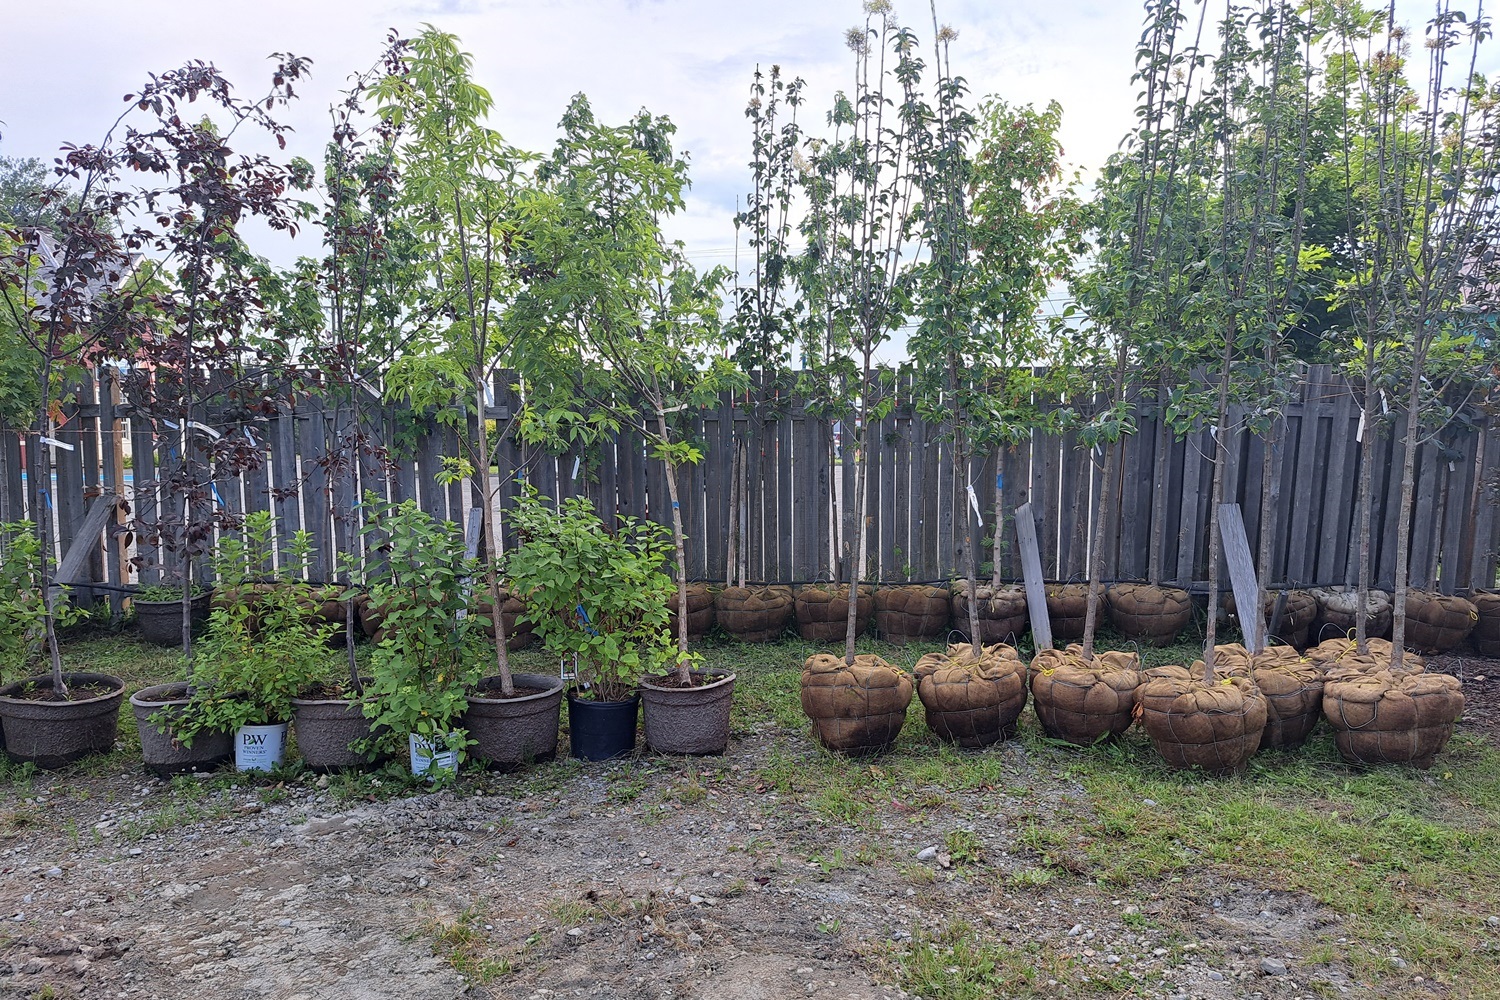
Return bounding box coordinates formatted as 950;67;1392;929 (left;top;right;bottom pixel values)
1424;649;1500;747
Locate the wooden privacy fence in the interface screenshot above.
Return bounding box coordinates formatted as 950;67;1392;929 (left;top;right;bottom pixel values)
4;364;1499;611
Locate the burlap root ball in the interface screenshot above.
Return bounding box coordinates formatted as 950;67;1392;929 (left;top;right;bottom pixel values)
1227;590;1319;649
795;585;874;642
876;585;952;644
666;583;717;638
1403;591;1478;653
715;586;793;643
1310;587;1392;644
1136;665;1268;774
950;583;1029;645
1222;646;1324;750
471;589;537;651
914;643;1027;748
1028;646;1141;745
800;653;913;754
1106;583;1193;646
1322;666;1464;768
1306;636;1425;675
1470;590;1500;657
1046;584;1091;640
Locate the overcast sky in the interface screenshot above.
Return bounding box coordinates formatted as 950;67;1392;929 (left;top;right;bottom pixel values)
1;0;1481;281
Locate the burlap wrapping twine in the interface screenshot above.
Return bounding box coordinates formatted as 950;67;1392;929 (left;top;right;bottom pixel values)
1471;590;1500;657
1310;587;1392;644
715;586;793;643
666;583;716;638
1106;583;1193;647
914;643;1027;748
1222;645;1324;750
875;585;952;644
1046;584;1091;640
1403;591;1478;653
1306;636;1425;675
1227;591;1319;649
1322;665;1464;767
1028;645;1141;744
800;653;913;754
1136;665;1268;774
795;585;875;642
950;582;1029;645
471;588;537;651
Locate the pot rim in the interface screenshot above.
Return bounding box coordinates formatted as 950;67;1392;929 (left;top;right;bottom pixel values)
0;672;126;707
291;678;375;708
566;687;640;707
130;589;214;607
638;670;737;693
468;672;566;705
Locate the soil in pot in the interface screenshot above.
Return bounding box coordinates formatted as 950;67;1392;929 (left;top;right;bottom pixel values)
1044;585;1090;641
1227;590;1318;649
133;591;212;647
949;583;1028;645
471;589;536;651
1471;591;1500;657
131;683;232;778
1106;583;1193;647
1309;587;1392;644
1136;664;1268;775
292;682;381;772
715;586;793;643
1323;665;1464;767
640;670;736;755
568;691;640;761
666;584;717;640
0;674;125;769
1028;646;1141;745
1222;646;1323;750
461;673;565;769
875;585;951;645
794;585;874;642
799;653;911;755
1404;591;1478;654
914;643;1026;748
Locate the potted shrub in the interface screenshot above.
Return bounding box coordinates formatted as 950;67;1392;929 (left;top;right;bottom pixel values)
0;521;125;768
359;499;485;781
131;584;213;647
507;490;679;761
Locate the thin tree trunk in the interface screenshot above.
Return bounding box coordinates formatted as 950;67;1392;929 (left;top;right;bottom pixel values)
844;395;870;666
991;444;1005;590
1355;349;1377;653
658;410;692;683
476;380;516;697
1389;371;1421;671
958;426;981;658
35;355;68;697
1202;329;1236;681
1253;413;1278;654
1082;355;1127;661
725;443;740;589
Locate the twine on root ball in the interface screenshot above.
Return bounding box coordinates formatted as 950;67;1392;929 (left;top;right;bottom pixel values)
914;643;1027;748
800;653;913;755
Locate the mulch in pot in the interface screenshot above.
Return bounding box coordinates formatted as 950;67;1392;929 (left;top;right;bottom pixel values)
914;642;1026;748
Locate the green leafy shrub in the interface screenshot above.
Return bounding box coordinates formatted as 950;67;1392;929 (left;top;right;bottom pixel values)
358;497;482;749
0;521;70;678
506;488;675;702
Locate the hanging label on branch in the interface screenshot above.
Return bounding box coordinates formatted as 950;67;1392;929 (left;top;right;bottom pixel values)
38;436;75;452
967;483;983;523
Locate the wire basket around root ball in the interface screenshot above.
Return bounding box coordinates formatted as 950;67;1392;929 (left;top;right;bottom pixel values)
1106;583;1193;647
715;586;793;643
914;643;1027;748
1403;591;1478;654
1305;636;1424;674
1472;590;1500;657
794;585;874;642
1309;587;1392;643
950;583;1028;645
1136;665;1268;775
1222;646;1323;750
666;583;717;638
1028;646;1141;745
1322;666;1464;768
876;585;952;644
800;653;912;754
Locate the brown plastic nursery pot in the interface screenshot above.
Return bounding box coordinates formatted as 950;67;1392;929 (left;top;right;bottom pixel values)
0;673;125;769
131;683;232;778
133;591;212;647
715;586;793;643
914;643;1026;748
794;585;874;642
640;670;737;755
462;673;565;769
291;682;381;772
1028;646;1141;745
799;653;912;755
875;585;952;644
949;583;1028;645
1135;665;1268;775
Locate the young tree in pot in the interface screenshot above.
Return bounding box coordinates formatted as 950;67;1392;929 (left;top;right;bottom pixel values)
795;5;922;755
506;489;677;762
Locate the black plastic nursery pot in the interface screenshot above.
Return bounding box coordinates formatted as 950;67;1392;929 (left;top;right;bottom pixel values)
131;682;232;778
133;591;212;647
0;673;125;769
567;690;640;762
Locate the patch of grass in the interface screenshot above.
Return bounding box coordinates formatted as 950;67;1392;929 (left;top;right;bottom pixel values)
546;899;596;927
424;906;513;984
886;921;1046;1000
943;828;984;867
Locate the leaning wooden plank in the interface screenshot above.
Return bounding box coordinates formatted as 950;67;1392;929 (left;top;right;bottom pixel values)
50;495;126;602
1015;502;1054;651
1219;502;1263;653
